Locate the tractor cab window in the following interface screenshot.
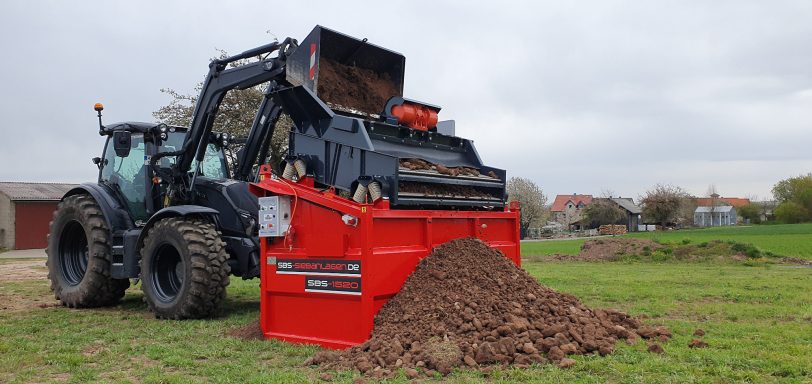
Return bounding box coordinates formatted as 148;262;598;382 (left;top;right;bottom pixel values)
100;134;148;221
162;132;228;180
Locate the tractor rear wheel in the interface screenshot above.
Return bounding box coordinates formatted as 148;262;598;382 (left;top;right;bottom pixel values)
140;217;230;319
46;194;130;307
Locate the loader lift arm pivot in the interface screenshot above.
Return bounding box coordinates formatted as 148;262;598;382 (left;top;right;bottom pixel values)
152;38;297;203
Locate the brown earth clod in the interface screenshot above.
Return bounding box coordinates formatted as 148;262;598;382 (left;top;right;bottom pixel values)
228;321;264;341
647;343;665;354
689;339;709;348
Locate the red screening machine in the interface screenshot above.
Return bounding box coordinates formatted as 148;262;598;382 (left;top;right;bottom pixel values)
247;26;521;348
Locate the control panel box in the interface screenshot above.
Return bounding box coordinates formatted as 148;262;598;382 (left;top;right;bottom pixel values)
258;196;292;237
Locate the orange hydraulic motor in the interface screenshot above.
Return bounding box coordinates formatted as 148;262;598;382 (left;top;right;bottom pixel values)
382;97;441;131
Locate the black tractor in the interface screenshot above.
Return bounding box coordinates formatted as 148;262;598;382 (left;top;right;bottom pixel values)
47;37;300;319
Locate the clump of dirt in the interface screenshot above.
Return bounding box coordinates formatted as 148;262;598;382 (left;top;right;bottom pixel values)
228;321;264;340
308;238;670;378
688;339;708;348
647;343;665;354
318;58;399;115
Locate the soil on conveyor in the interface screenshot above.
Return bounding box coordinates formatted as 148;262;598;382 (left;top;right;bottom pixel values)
399;181;494;200
318;58;399;115
400;158;494;178
306;238;671;378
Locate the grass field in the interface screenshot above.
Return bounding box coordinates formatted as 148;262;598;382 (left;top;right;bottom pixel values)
522;223;812;260
1;256;810;383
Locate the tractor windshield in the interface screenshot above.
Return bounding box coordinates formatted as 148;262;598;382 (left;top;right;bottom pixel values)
163;132;228;179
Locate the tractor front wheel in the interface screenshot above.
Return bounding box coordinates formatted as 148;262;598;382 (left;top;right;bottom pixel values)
140;217;230;319
46;194;130;307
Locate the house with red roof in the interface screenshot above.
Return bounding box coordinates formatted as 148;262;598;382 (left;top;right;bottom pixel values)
550;194;593;230
694;194;750;208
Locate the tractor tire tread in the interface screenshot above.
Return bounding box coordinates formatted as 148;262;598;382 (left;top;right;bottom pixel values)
46;194;129;308
140;217;230;319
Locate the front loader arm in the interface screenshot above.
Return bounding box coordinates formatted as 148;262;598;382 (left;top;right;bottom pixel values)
233;95;283;181
153;38;297;202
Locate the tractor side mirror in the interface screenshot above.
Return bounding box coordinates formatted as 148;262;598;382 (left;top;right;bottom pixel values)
92;157;102;169
113;131;132;157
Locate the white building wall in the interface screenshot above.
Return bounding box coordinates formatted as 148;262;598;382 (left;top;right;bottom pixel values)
0;194;13;249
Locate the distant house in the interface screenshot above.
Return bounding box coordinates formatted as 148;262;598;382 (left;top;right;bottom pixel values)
694;205;737;227
551;194;593;230
695;194;750;208
608;197;643;232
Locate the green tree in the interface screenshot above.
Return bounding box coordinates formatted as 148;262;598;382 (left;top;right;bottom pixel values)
639;184;690;228
771;174;812;223
737;203;762;224
153;50;291;176
774;201;810;224
506;177;548;239
583;199;626;228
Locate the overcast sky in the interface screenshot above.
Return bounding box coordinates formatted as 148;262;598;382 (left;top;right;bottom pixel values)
1;1;810;201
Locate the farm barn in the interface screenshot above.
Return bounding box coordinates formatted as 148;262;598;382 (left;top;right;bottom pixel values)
0;182;76;250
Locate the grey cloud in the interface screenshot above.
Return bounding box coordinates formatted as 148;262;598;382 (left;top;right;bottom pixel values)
1;0;810;200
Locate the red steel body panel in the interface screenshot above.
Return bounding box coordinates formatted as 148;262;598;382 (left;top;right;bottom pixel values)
14;202;58;249
249;168;520;349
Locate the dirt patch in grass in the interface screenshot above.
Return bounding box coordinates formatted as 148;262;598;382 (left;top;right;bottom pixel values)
0;258;47;282
82;343;109;357
228;321;265;340
780;256;812;266
308;238;670;378
554;238;662;262
0;259;54;312
536;238;802;265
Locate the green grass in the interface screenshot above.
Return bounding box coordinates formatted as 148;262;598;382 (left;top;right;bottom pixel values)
629;224;812;259
2;259;811;383
521;239;586;256
522;224;812;260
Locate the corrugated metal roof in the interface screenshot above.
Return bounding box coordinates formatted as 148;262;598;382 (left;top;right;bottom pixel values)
695;205;735;213
0;182;77;201
610;197;642;214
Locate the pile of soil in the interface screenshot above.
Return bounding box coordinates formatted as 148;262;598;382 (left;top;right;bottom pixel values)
228;321;264;340
570;238;662;262
318;58;399;115
308;238;670;378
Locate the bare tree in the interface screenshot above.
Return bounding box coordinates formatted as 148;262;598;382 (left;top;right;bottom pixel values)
153;50;292;176
640;184;690;228
704;184;725;222
506;177;548;239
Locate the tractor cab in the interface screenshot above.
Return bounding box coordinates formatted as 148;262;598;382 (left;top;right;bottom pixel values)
96;122;231;223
